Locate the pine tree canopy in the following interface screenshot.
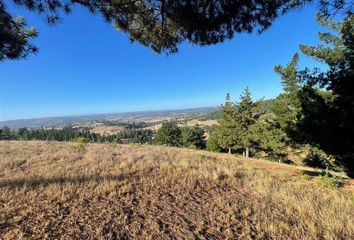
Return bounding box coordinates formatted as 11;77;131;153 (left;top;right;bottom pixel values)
216;88;259;155
1;0;353;61
233;87;257;150
154;121;182;147
272;53;302;133
181;124;206;149
216;93;238;151
293;12;354;176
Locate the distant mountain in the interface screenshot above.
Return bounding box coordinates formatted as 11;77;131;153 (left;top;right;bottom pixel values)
0;107;218;129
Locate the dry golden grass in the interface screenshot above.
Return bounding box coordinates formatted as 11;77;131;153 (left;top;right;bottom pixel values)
185;119;218;127
0;141;353;239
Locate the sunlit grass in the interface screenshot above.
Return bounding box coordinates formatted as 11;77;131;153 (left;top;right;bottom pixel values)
0;141;353;239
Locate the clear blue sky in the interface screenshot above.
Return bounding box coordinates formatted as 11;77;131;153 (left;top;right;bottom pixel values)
0;4;324;121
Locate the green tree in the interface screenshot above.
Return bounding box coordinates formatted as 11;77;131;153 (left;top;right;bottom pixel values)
181;125;206;149
18;127;29;140
248;113;287;159
288;13;354;176
233;87;258;158
216;93;238;154
0;2;38;60
2;0;352;60
206;134;221;152
216;89;259;156
272;53;302;135
154;121;181;147
0;126;13;140
206;125;222;152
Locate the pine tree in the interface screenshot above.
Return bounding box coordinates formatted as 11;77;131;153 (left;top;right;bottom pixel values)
248;113;287;160
181;125;206;149
294;13;354;176
18;128;29;140
154;121;181;147
272;53;302;134
206;133;221;152
2;0;351;60
233;87;257;158
0;126;13;140
216;93;238;154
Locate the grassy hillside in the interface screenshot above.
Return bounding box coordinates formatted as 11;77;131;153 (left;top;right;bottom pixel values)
0;141;353;239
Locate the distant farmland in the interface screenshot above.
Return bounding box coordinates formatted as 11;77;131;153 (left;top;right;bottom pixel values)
0;107;218;129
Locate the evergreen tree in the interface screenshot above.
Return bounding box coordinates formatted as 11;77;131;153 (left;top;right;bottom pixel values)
216;89;259;156
2;0;352;60
216;93;238;154
154;121;181;147
248;113;287;159
181;125;206;149
272;53;302;135
18;128;29;140
233;87;257;158
294;13;354;176
206;134;221;152
0;126;13;140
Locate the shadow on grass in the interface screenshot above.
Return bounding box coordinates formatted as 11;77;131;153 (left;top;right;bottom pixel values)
0;171;141;190
301;170;322;177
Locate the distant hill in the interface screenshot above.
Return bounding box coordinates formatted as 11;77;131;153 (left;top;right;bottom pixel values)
0;107;218;129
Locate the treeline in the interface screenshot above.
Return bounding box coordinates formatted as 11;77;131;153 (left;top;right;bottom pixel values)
0;123;206;149
154;122;206;149
100;120;150;129
0;126;154;144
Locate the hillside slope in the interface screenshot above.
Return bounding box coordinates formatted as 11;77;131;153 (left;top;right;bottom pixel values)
0;141;353;239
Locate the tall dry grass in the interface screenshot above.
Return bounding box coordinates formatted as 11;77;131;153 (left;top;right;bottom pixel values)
0;141;353;239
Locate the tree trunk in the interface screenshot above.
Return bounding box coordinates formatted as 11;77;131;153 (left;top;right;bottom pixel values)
245;147;249;158
228;148;231;154
242;150;245;157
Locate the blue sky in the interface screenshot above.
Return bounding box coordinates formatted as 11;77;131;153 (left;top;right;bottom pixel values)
0;3;324;121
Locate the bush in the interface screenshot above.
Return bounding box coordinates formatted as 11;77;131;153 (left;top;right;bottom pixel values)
72;137;87;152
315;173;344;189
73;137;88;144
303;147;328;169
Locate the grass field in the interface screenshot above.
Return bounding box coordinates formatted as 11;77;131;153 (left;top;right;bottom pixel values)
0;141;353;239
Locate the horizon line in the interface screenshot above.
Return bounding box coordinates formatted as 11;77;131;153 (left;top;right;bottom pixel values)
0;106;219;123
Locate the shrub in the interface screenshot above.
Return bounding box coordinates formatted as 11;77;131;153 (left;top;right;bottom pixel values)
72;137;88;152
315;173;344;189
303;147;333;169
74;137;88;144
